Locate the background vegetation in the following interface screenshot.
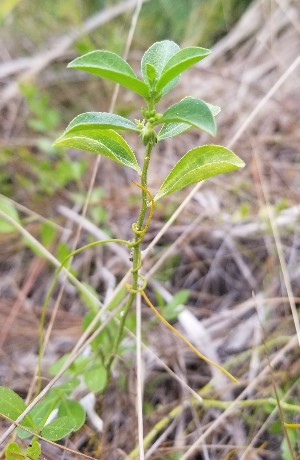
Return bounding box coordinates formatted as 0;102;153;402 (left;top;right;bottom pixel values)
0;0;300;459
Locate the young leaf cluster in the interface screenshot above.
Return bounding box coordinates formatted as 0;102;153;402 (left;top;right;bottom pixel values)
54;40;245;199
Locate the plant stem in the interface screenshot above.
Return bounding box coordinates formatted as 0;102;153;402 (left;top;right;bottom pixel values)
131;140;153;287
137;140;153;227
105;292;135;372
106;139;154;373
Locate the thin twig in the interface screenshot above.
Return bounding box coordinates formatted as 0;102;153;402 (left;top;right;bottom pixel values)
253;147;300;346
136;292;145;460
181;335;298;459
228;54;300;149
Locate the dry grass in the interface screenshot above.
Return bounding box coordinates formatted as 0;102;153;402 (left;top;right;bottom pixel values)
0;0;300;459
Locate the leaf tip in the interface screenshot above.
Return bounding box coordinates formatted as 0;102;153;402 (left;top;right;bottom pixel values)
233;155;246;169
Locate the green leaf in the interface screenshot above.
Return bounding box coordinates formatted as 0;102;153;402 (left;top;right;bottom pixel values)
58;399;85;432
167;289;190;309
59;112;139;136
15;428;32;441
0;197;20;233
54;129;141;173
157;97;216;137
56;241;71;263
84;362;108;393
24;441;41;460
68;51;148;98
83;312;113;354
0;387;36;432
146;63;157;83
156;47;211;93
206;103;221;117
29;392;60;428
141;40;180;95
51;379;81;395
48;354;72;376
158;122;191;141
158;101;220;141
155;145;245;201
41;416;77;441
162;290;190;321
5;442;23;460
36;397;84;442
40;221;56;248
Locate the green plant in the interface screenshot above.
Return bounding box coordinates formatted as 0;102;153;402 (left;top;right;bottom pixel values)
0;40;245;458
52;40;245;375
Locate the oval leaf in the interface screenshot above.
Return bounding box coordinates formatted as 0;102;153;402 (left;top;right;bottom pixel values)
84;363;107;393
155;145;245;201
41;416;76;441
61;112;139;135
58;399;85;432
158;122;191;141
146;63;156;83
157;97;216;137
0;387;35;431
68;50;148;98
158;101;220;141
5;442;23;460
141;40;180;95
54;129;141;173
24;441;41;460
156;47;211;93
29;392;60;428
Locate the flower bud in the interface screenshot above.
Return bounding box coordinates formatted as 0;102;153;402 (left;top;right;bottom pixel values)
140;124;157;146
